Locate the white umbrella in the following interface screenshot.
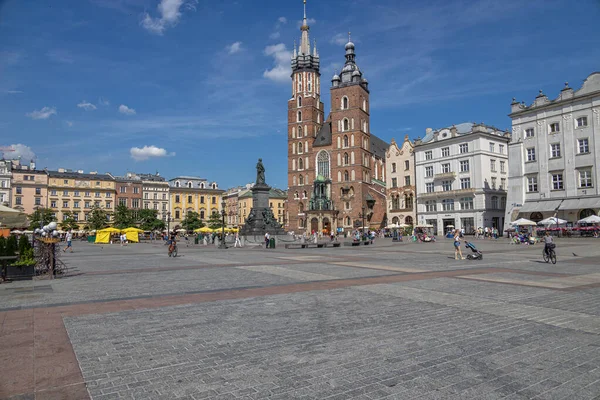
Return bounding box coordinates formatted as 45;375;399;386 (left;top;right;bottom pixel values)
399;223;410;228
415;224;434;228
538;217;568;226
386;223;400;229
511;218;537;226
578;215;600;224
11;230;23;234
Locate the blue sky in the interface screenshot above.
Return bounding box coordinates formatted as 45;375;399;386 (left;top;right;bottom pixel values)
1;0;599;189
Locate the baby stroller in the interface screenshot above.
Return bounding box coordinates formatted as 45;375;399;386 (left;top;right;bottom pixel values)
464;242;483;260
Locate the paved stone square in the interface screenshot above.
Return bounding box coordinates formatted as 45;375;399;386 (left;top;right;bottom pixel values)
1;237;600;399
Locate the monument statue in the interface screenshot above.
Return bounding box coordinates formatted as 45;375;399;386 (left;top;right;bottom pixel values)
256;158;266;185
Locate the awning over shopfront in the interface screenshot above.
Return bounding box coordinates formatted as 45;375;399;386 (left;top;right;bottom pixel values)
559;197;600;210
518;200;562;213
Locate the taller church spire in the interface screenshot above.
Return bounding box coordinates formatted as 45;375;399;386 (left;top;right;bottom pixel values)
300;0;310;55
291;0;319;73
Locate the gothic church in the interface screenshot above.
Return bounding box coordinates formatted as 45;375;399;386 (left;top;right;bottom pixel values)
286;0;388;235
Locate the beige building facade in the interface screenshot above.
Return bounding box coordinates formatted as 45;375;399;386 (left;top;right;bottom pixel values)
11;161;48;215
385;135;416;227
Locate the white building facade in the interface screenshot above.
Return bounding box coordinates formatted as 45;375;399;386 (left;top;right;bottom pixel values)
385;135;416;227
415;123;510;236
505;72;600;230
0;160;12;206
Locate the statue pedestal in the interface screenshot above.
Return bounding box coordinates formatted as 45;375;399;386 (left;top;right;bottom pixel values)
240;183;285;237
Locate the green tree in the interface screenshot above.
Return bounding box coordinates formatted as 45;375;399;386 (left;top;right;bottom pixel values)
60;211;80;231
181;211;204;231
87;206;108;231
18;235;31;255
137;209;166;231
0;236;5;256
4;235;17;257
207;212;224;230
28;208;56;228
113;205;134;229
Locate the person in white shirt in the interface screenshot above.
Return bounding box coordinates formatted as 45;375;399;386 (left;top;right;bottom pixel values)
63;230;73;253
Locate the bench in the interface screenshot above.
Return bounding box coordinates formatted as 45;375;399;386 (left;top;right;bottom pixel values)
344;241;371;247
284;242;342;249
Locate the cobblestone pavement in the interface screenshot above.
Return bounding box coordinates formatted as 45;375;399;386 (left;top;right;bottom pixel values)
1;237;600;399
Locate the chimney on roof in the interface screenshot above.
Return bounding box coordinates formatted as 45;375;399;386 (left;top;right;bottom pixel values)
89;171;97;175
450;126;457;137
77;170;83;174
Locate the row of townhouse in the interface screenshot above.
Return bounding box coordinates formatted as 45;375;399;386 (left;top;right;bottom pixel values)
385;73;600;236
1;160;288;230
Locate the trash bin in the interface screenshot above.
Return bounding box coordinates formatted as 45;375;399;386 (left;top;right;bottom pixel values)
87;235;96;243
269;238;276;249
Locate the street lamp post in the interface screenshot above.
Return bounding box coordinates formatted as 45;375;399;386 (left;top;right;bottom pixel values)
219;200;227;249
166;211;171;233
361;206;366;237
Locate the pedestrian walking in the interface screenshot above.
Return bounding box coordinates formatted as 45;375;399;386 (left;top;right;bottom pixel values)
234;232;242;248
63;230;73;253
453;229;464;260
264;232;270;248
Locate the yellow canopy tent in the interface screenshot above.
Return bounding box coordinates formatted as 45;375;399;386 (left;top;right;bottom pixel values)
121;227;143;243
95;227;121;244
195;227;213;233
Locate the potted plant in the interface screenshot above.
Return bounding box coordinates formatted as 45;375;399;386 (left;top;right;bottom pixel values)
8;238;36;281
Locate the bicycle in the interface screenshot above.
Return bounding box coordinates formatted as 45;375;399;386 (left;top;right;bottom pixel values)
168;242;178;257
543;244;556;264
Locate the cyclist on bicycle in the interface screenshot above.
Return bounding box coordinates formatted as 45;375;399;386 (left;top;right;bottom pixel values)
168;230;177;254
543;231;555;255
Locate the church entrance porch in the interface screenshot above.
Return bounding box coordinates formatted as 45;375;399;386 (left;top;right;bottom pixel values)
310;218;319;234
305;211;339;236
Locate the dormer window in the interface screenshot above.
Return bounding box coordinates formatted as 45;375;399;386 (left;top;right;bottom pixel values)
175;181;180;188
200;182;205;189
212;183;217;189
187;182;192;188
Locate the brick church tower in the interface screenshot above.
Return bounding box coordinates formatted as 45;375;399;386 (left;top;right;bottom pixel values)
286;1;388;235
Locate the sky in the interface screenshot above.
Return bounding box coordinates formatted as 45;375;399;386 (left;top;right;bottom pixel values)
1;0;599;190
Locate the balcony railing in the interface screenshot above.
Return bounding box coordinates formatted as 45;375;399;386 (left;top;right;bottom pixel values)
434;172;456;180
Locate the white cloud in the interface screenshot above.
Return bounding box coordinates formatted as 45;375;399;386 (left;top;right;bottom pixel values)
5;90;23;94
98;97;110;106
119;104;136;115
130;145;174;161
278;16;287;24
77;101;97;111
26;106;57;120
263;43;291;83
330;33;349;46
226;41;243;54
1;144;36;161
269;32;280;40
141;0;198;35
297;18;316;28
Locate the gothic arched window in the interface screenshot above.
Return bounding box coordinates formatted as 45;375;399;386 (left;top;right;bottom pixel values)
343;135;349;148
299;202;304;212
344;170;349;182
316;150;330;178
342;96;349;110
298;158;304;170
298;125;303;137
298;96;302;107
299;175;304;185
297;111;302;122
303;191;307;199
343;152;349;165
298;142;303;154
343;118;349;131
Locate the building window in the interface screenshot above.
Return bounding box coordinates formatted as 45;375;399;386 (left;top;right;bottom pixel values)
500;197;506;209
212;196;217;204
84;201;90;208
442;199;454;211
299;175;304;185
133;187;139;194
317;150;331;178
343;118;349;131
106;201;111;208
51;190;57;196
425;151;432;160
15;197;22;205
118;198;127;206
525;128;534;138
343;152;349;165
499;144;505;154
342;96;348;110
460;197;474;210
35;187;41;195
405;160;410;170
391;178;397;188
460;160;469;172
460;178;471;189
297;111;302;122
63;190;69;196
391;163;396;173
442;164;451;173
404;176;411;186
35;198;41;206
491;177;497;189
526;148;536;162
549;122;560;133
491;196;499;209
344;171;349;182
576;117;587;128
298;158;304;170
441;147;449;157
175;210;180;219
579;169;593;188
552;174;564;190
298;142;303;154
425;166;433;177
298;96;302;107
459;143;468;153
51;201;57;208
132;199;140;208
578;138;589;154
527;176;538;192
500;161;506;173
500;178;506;189
187;195;193;203
442;180;452;191
120;187;126;193
489;143;495;152
425;182;434;193
550;143;561;158
175;195;180;203
343;135;349;148
490;159;496;172
425;200;436;212
405;194;413;209
63;201;69;208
